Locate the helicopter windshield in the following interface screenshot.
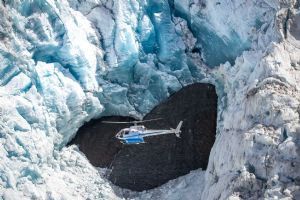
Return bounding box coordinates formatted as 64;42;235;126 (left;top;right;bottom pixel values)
116;129;130;138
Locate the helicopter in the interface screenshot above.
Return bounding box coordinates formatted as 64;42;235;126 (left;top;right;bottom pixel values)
102;119;183;144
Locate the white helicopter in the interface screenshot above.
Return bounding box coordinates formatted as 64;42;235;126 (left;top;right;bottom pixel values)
102;119;183;144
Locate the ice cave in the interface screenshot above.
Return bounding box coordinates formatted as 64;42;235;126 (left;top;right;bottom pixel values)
0;0;300;199
70;83;217;191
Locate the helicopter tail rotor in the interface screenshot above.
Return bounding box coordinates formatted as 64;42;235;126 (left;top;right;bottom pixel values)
174;121;183;137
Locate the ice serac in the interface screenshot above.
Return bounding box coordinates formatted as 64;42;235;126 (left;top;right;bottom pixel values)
0;0;299;199
173;0;279;67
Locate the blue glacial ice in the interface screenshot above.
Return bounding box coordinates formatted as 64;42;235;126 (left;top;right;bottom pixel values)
1;0;299;199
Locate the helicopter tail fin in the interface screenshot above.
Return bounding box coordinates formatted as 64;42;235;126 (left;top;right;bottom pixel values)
174;121;183;137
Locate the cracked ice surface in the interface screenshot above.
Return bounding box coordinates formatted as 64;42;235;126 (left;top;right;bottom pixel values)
0;0;299;199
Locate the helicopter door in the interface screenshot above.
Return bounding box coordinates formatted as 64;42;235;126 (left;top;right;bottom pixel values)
123;130;130;135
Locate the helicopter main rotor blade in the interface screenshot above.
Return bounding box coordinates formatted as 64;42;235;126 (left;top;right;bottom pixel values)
101;118;163;124
137;118;163;123
101;121;133;124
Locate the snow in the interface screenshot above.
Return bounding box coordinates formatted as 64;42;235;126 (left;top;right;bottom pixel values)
0;0;299;199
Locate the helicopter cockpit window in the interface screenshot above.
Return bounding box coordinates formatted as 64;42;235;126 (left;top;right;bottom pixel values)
124;130;129;135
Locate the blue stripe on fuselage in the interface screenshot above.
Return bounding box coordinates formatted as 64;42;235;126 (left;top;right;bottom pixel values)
123;136;144;144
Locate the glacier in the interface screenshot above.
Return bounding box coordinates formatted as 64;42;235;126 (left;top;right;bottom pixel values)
0;0;299;199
